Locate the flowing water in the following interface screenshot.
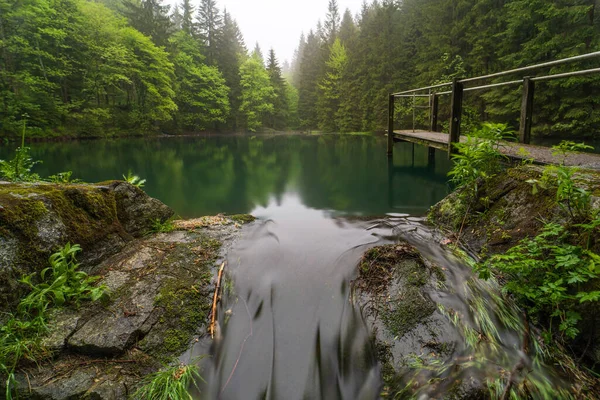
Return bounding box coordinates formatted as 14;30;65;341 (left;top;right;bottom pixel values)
0;135;569;398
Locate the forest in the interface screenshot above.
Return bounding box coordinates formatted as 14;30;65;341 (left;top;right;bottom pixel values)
1;0;599;139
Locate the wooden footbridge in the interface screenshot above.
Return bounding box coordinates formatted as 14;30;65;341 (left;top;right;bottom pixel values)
387;51;600;168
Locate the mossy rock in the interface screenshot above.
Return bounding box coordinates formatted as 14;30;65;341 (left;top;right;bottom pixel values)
0;181;173;311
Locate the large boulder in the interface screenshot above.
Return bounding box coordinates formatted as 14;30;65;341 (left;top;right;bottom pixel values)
0;181;173;311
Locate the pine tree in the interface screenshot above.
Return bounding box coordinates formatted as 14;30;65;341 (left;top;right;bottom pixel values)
338;9;357;46
324;0;340;45
181;0;195;36
171;3;182;32
266;49;289;130
253;43;264;64
196;0;222;64
216;9;246;130
296;30;322;130
169;31;230;131
123;0;172;47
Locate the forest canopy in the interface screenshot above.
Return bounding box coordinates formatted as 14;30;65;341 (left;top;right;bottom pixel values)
0;0;598;138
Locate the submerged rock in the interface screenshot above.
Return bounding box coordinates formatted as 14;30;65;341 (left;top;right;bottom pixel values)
0;181;173;311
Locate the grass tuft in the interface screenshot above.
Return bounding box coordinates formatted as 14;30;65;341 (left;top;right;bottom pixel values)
131;362;204;400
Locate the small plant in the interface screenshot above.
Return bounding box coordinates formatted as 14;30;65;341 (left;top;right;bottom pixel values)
551;141;594;165
150;218;176;234
477;222;600;340
447;123;514;195
47;171;82;183
0;147;41;182
0;115;41;182
123;170;146;188
131;362;204;400
0;243;107;398
527;141;595;220
19;243;107;313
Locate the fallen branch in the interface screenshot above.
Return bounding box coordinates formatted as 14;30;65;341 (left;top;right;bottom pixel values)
210;262;226;339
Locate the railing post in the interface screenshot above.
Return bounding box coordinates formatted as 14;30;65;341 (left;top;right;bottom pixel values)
387;93;394;156
448;78;463;158
519;77;535;144
430;93;439;132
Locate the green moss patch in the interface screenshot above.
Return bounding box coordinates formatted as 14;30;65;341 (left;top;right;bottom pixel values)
138;234;220;361
354;243;440;338
229;214;256;224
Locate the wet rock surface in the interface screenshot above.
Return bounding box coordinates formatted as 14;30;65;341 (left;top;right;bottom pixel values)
0;181;174;311
2;211;251;399
351;241;481;398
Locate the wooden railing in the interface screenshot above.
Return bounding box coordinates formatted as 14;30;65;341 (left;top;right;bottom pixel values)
387;51;600;156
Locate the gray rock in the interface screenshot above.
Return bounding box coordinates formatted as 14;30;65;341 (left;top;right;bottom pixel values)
35;207;67;252
41;308;82;353
33;369;97;400
69;280;161;355
112;182;173;237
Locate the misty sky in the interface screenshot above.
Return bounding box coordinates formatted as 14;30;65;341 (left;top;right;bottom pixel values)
169;0;365;64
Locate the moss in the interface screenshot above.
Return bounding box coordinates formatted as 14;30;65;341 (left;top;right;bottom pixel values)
379;259;436;338
163;328;190;353
229;214;256;224
355;244;437;339
140;236;220;361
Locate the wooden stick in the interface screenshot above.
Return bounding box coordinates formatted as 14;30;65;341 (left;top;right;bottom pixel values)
210;262;226;339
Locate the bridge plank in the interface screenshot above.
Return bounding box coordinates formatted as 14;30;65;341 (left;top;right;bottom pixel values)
393;130;600;169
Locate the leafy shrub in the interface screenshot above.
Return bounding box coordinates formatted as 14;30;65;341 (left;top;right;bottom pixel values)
447;123;514;194
478;223;600;340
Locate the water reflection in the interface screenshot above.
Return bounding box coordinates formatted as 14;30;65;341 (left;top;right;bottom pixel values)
2;135;451;217
191;195;386;400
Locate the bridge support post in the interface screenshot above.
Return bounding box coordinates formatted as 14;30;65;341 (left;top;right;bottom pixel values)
430;93;439;132
519;77;535;144
387;94;394;156
448;78;463;158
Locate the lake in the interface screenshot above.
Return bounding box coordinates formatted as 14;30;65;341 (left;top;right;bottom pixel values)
2;134;452;218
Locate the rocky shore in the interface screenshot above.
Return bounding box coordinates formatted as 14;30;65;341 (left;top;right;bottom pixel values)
0;180;253;398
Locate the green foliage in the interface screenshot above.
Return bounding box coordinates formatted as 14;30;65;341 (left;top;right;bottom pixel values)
1;243;107;397
150;218;176;234
478;223;600;340
131;362;203;400
169;31;230;132
317;38;348;132
239;52;276;132
0;147;41;182
527;141;596;220
47;171;82;183
447;123;514;193
123;171;147;188
19;244;107;313
292;0;600;138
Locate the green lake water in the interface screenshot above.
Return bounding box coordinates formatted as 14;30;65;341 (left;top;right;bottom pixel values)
3;134;452;218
